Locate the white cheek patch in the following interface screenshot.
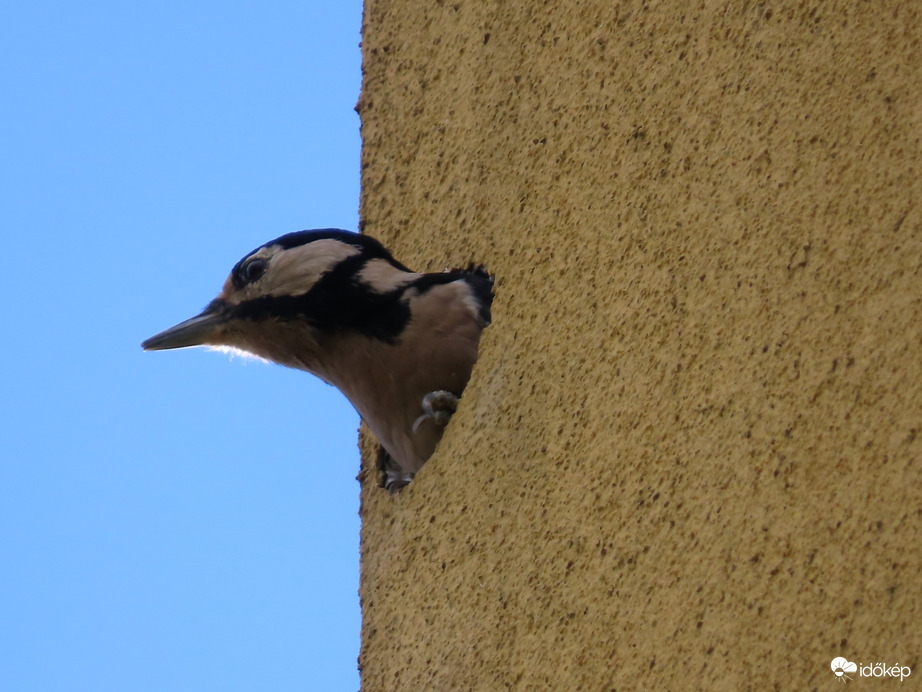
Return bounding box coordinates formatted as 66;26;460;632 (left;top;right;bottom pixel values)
357;259;420;293
261;240;361;297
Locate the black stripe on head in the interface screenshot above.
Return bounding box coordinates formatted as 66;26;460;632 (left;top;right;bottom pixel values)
230;229;410;290
235;253;412;343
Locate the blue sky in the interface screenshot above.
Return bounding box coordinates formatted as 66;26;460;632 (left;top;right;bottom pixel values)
1;3;363;690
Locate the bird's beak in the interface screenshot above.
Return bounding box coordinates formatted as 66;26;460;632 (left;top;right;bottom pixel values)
142;305;229;351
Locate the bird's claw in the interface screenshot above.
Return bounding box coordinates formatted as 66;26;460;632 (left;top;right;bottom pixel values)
383;469;415;493
412;390;459;433
378;447;414;493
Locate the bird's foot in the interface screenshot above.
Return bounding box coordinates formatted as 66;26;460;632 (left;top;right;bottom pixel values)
378;447;414;493
412;390;459;432
382;468;415;494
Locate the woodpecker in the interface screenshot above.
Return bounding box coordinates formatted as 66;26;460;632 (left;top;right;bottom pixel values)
142;229;492;491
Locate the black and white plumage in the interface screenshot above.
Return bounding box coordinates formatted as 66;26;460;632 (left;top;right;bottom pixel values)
142;229;492;491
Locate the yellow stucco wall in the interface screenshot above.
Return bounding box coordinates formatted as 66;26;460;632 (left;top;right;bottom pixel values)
356;1;922;688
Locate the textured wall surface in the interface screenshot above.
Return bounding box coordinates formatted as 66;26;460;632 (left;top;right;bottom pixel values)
356;1;922;688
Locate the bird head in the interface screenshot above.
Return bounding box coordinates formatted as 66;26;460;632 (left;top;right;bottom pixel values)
141;229;414;372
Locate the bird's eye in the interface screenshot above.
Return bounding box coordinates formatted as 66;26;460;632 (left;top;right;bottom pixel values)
241;258;267;283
